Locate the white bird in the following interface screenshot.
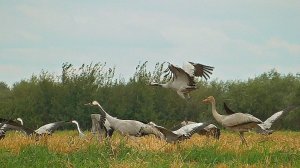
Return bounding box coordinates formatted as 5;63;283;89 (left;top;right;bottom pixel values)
150;62;214;99
180;121;221;139
85;101;148;137
203;96;270;145
90;114;114;137
71;120;85;137
223;103;298;134
148;121;209;143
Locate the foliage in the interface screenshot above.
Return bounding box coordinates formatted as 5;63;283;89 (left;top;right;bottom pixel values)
0;62;299;130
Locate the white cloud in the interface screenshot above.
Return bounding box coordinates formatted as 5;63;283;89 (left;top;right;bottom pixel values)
267;38;300;55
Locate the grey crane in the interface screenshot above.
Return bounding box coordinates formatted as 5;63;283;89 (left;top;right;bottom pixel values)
150;62;214;99
202;96;270;145
0;118;71;136
180;121;221;139
223;102;298;134
34;121;71;135
85;100;148;137
0;118;39;137
90;114;114;137
0;117;24;133
148;121;209;143
0;118;87;141
71;120;85;137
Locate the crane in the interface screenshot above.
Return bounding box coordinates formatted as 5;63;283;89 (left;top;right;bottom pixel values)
223;102;298;134
85;101;148;137
150;62;214;99
203;96;270;145
148;121;209;143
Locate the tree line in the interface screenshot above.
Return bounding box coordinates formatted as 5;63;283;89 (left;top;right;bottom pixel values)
0;62;299;131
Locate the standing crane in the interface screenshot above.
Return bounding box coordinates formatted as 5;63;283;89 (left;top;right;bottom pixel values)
85;100;149;137
150;62;214;99
223;102;298;134
202;96;270;145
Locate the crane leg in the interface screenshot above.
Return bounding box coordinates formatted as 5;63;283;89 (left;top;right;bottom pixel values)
239;132;248;146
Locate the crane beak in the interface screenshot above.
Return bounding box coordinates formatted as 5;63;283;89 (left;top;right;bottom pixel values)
84;103;92;106
202;98;209;104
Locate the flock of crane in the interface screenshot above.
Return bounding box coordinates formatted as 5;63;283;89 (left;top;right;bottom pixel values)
0;62;298;145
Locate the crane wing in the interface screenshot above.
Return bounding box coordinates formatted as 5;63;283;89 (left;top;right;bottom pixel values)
170;123;183;131
188;62;214;80
261;111;284;129
174;123;209;136
168;64;195;86
262;105;298;129
153;125;180;142
223;102;236;115
222;113;262;127
188;123;210;135
36;121;69;134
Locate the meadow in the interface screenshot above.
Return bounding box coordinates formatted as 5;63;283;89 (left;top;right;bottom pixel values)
0;130;299;168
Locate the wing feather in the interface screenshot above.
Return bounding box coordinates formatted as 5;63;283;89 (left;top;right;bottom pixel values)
223;102;236;115
188;62;214;80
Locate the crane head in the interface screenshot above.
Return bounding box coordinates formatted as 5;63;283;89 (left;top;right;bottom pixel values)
84;100;100;106
71;120;79;124
16;118;23;125
148;121;158;126
202;96;215;104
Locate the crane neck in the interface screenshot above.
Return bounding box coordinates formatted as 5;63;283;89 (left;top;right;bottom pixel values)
210;99;224;124
96;103;119;127
74;122;84;135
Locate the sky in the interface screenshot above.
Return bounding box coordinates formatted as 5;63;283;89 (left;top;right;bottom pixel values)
1;0;300;86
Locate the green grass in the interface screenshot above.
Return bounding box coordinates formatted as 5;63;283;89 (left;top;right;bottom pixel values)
1;131;300;167
1;143;299;167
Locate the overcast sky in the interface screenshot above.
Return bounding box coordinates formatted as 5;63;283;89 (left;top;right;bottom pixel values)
1;0;300;86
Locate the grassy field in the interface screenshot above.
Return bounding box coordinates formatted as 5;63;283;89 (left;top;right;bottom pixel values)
0;131;299;168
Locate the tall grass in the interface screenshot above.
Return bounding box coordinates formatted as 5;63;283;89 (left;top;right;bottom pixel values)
0;131;299;167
